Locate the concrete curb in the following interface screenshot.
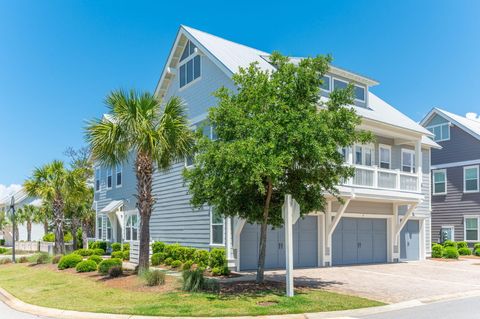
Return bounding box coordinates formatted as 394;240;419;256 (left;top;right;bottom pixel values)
2;286;480;319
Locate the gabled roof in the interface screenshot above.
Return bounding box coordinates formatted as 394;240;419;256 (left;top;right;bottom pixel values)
421;107;480;141
0;188;29;207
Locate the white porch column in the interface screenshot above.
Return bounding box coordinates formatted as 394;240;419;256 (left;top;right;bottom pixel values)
225;217;236;270
323;201;332;266
415;139;422;191
392;203;400;262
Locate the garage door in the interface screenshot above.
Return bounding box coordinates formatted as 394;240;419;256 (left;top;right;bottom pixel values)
240;216;317;270
332;218;387;265
400;220;420;261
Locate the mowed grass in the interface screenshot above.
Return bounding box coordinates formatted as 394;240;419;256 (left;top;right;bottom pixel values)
0;264;383;317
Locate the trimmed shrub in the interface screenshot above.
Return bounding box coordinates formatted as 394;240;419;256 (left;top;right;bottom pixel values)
111;251;123;259
211;266;230;276
0;239;5;245
458;247;472;256
142;269;166;286
151;253;165;266
457;241;468;249
36;252;50;264
193;250;210;267
64;232;73;242
111;243;121;252
209;248;226;269
443;246;459;259
432;244;443;258
88;255;103;264
98;258;123;275
183;260;194;271
0;258;12;264
122;250;130;261
108;266;123;278
92;248;105;256
475;248;480;256
122;243;130;251
182;269;204;292
90;241;107;252
443;240;457;249
73;249;94;256
51;255;63;264
474;243;480;251
171;260;182;268
76;260;98;272
18;256;29;263
164;257;173;266
164;244;182;260
0;247;8;254
152;241;165;254
42;233;55;242
58;254;83;269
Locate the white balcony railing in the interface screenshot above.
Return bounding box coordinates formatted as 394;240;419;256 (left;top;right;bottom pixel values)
344;165;419;192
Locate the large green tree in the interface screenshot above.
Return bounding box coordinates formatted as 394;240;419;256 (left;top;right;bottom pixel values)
86;90;194;272
184;53;372;282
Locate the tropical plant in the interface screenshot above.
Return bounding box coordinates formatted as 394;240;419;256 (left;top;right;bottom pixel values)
16;204;39;241
86;90;194;272
184;52;371;282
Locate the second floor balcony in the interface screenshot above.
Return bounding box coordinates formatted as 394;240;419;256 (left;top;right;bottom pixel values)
345;165;419;192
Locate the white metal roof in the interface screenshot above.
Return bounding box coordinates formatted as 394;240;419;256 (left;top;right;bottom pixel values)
100;200;124;213
421;107;480;141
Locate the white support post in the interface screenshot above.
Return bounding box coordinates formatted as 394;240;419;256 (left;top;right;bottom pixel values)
225;217;236;270
395;202;419;241
373;166;378;188
395;169;400;190
283;194;294;297
415;139;422;191
392;203;399;262
324;201;332;266
233;218;246;272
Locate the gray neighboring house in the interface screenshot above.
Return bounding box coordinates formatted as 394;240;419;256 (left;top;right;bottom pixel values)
94;25;439;270
421;108;480;244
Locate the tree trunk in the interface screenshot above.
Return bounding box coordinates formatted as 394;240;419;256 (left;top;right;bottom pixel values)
136;153;154;273
256;178;273;283
71;218;79;250
81;222;88;249
53;196;65;255
27;220;32;242
43;219;48;235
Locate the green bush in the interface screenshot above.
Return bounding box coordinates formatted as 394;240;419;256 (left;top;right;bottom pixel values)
58;254;83;270
211;266;230;276
92;248;105;256
76;260;98;272
122;243;130;251
474;243;480;251
51;255;63;264
90;241;107;251
171;260;182;268
64;232;73;242
152;241;165;254
98;258;122;275
458;247;472;256
151;253;165;266
0;239;5;245
443;240;457;249
0;247;8;254
443;246;459;259
111;243;121;252
43;232;73;242
108;266;123;278
209;248;226;269
142;269;166;286
111;251;123;259
432;244;443;258
88;255;103;264
183;260;194;270
18;256;29;263
182;269;204;292
122;250;129;261
194;250;210;267
164;257;173;266
73;249;93;256
36;252;50;264
457;241;468;249
164;244;182;260
475;248;480;256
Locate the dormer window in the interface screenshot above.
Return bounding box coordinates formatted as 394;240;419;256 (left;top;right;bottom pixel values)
427;123;450;142
179;40;201;88
333;78;366;102
321;75;331;92
354;85;365;102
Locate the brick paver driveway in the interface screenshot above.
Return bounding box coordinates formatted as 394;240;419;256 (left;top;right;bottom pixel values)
260;258;480;303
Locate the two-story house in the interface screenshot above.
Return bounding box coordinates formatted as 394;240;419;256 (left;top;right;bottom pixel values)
94;25;438;270
421;108;480;244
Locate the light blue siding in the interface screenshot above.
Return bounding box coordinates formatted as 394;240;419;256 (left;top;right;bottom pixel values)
424;114;449;127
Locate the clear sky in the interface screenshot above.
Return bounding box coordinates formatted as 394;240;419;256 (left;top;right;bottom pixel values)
1;0;479;188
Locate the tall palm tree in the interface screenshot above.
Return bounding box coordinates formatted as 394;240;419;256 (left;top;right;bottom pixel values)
86;90;193;271
16;204;38;241
24;161;85;254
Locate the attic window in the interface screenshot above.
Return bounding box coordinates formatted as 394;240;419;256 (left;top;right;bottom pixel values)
179;40;201;88
180;40;197;62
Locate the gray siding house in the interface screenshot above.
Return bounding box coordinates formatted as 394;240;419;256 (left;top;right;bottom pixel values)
94;25;439;270
421;108;480;244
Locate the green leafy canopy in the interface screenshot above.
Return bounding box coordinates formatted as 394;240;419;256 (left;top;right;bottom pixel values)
184;52;373;226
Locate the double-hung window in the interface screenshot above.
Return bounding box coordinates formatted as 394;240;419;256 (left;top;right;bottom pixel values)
125;214;139;241
106;168;112;189
210;208;224;245
106;217;112;240
433;169;447;195
116;164;122;187
354;85;366;102
97;216;103;239
179;40;201;88
379;145;391;169
427;123;450;142
354;144;374;166
95;168;100;192
401;149;416;173
465;217;479;241
464;166;479;192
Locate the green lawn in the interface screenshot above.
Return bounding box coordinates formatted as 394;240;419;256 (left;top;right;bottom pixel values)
0;264;383;317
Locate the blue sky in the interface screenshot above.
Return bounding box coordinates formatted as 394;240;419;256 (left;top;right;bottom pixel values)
1;0;479;188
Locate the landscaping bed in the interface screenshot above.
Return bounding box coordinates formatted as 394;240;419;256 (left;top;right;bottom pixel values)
0;263;383;316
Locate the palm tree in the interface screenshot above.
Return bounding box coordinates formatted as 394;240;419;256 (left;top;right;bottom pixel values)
86;90;193;272
16;204;38;241
24;161;85;254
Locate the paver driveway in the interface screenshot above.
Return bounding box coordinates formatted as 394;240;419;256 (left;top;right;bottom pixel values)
259;258;480;303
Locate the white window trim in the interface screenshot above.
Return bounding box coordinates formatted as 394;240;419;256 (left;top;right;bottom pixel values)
178;54;202;91
441;225;455;242
464;216;480;242
401;149;416;173
426;123;450;142
116;164;122;188
106;168;112;190
331;77;366;102
124;211;139;242
321;75;331;92
432;169;447;195
378;144;391;169
354;84;366;102
105;216;112;241
354;143;375;167
95;168;101;192
210;207;225;246
464;165;480;193
97;216;103;240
